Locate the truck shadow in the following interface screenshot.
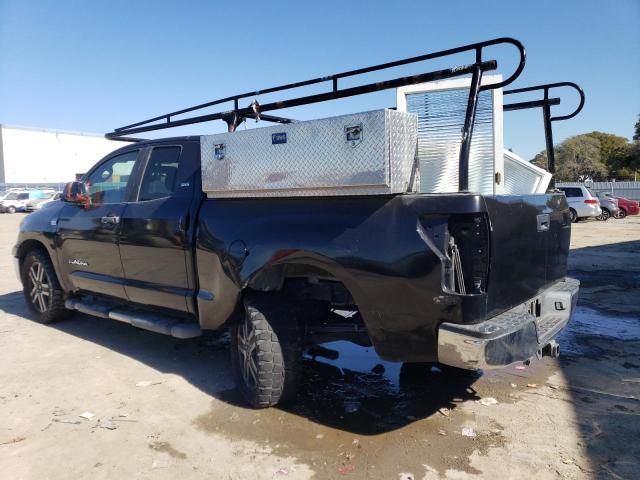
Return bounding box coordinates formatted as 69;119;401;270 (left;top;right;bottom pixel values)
0;289;479;435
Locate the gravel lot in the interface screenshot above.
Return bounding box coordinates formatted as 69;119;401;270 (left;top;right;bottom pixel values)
1;212;639;479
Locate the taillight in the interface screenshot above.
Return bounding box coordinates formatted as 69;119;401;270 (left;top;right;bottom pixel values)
584;199;598;204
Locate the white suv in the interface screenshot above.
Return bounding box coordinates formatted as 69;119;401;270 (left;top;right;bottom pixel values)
558;186;602;223
1;191;31;214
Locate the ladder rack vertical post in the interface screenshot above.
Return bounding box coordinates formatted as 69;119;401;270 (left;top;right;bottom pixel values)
458;64;483;192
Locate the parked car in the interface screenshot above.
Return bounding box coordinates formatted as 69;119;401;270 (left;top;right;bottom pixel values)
25;192;61;212
594;191;620;221
1;191;31;214
614;196;640;218
557;186;602;222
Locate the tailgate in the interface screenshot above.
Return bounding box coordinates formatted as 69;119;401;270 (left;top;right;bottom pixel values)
483;193;571;318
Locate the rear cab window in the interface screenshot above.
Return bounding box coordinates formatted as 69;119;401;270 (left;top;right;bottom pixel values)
559;187;583;198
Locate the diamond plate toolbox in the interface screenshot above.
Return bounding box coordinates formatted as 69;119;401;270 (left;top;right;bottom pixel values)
201;109;418;197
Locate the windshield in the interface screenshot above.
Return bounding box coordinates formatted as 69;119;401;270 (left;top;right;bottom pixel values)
4;192;20;200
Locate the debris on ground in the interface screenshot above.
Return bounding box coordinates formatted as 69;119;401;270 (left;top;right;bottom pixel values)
96;417;118;430
52;418;81;425
515;365;527;370
399;473;415;480
135;380;164;387
337;464;355;474
549;385;560;390
315;434;324;439
461;427;476;438
438;407;451;417
511;383;517;388
561;457;574;465
438;429;447;436
0;436;26;446
79;412;95;420
274;467;290;476
479;397;498;406
527;383;538;388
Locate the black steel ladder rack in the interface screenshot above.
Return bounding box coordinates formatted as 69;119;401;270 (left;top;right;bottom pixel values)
107;37;526;192
504;82;585;188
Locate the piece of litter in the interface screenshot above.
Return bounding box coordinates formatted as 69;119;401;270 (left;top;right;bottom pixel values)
438;407;450;417
52;418;81;425
511;383;517;388
135;380;164;387
461;427;476;438
315;434;324;439
274;467;289;476
96;418;118;430
549;385;560;390
479;397;498;406
438;429;447;436
0;436;26;446
79;412;95;420
561;458;574;465
515;365;527;370
527;383;537;388
337;464;355;474
399;474;415;480
352;439;360;446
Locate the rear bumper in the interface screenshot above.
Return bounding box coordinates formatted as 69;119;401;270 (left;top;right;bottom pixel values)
438;277;579;370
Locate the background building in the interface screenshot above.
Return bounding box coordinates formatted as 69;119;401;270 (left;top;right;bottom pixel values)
0;125;128;186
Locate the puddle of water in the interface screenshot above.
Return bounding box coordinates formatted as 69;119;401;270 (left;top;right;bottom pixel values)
559;306;640;357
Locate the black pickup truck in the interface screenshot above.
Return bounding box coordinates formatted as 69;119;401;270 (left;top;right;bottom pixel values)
12;38;580;408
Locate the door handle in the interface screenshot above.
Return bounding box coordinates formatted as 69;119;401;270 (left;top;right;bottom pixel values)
101;214;120;225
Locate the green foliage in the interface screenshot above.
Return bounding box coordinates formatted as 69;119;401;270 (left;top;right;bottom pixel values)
634;114;640;142
531;127;640;180
531;134;607;181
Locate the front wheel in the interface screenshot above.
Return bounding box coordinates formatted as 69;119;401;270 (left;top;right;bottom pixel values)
615;209;627;219
21;249;71;323
230;295;301;408
7;205;16;214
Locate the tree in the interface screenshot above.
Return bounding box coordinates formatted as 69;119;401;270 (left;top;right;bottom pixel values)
634;114;640;142
531;134;608;181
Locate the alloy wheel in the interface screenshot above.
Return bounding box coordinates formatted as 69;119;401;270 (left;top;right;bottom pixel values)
235;318;258;390
28;261;50;312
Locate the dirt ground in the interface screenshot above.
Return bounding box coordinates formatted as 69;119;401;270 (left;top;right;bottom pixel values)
1;212;639;479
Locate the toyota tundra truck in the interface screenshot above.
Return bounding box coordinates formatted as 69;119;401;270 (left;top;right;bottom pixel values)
12;38;580;407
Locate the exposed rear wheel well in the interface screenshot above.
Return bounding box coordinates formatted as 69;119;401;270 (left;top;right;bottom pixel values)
245;264;369;346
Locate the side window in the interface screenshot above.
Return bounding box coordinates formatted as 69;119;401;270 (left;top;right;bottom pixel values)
19;193;29;200
138;146;181;201
86;151;138;205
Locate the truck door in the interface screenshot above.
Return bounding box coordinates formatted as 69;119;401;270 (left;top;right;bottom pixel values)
117;141;201;313
56;149;140;300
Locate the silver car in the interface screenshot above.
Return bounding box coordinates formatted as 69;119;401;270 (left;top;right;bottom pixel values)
558;186;602;223
594;191;620;221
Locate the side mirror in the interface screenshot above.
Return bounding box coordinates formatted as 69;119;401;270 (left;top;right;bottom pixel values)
62;181;90;208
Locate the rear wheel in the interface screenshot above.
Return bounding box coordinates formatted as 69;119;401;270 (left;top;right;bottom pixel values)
569;208;578;223
230;295;301;408
21;249;71;323
7;205;16;214
616;209;627;219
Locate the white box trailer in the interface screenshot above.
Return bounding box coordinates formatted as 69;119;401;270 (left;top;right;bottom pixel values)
0;125;128;184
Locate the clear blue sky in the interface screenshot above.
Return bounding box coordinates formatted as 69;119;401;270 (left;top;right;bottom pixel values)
1;0;638;159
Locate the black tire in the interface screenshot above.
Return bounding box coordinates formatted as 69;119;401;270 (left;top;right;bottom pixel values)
229;295;301;408
569;208;578;223
616;209;627;219
7;205;16;214
21;249;71;324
